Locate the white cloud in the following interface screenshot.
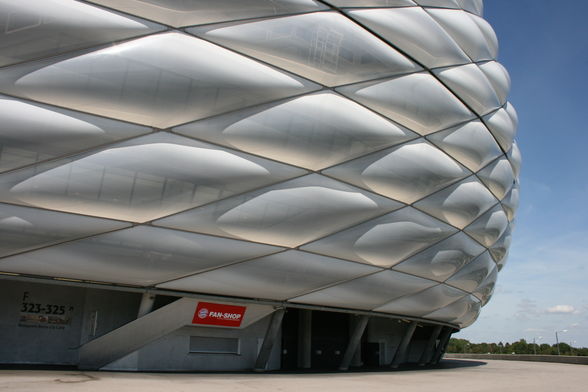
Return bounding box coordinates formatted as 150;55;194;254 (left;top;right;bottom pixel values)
546;305;576;314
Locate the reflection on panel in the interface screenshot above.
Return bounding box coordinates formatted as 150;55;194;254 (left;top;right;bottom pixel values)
301;207;457;268
427;120;502;172
446;251;496;292
414;177;497;228
456;0;483;16
325;0;416;6
174;92;416;170
501;181;520;221
477;157;515;200
0;226;283;285
0;96;150;173
158;250;378;300
464;204;509;247
415;0;460;8
0;32;319;128
374;284;466;316
479;61;511;105
156;174;401;247
0;203;129;258
290;270;436;310
434;63;501;116
483;106;517;152
338;72;474;135
393;232;484;281
473;267;497;305
424;294;480;326
190;12;420;87
507;141;522;177
489;226;512;269
426;8;496;62
0;0;164;67
324;140;469;203
86;0;326;28
347;8;470;68
0;133;305;222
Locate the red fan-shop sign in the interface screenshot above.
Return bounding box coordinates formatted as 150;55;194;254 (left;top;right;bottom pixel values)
192;302;247;327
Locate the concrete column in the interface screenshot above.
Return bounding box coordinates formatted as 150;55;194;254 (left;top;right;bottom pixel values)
254;308;285;372
390;321;417;368
297;310;312;369
431;327;453;365
137;293;156;318
339;316;369;370
418;325;443;366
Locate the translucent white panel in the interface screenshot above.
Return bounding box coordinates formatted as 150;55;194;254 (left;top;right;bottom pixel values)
507;141;522;178
505;102;519;129
446;251;495;292
464;204;509;247
414;0;460;9
473;267;497;305
0;203;129;258
434;63;501;116
0;0;164;67
0;32;319;128
424;294;480;325
477;157;515;199
489;226;512;267
374;284;466;316
426;9;495;62
456;0;483;16
301;207;457;268
337;73;475;135
86;0;326;27
157;250;378;300
190;12;421;87
290;270;436;310
347;8;470;68
393;232;485;281
483;108;516;152
0;226;282;285
173;92;416;170
478;61;511;105
427;120;503;172
457;300;482;328
469;13;499;59
413;177;497;228
0;96;150;173
155;174;401;248
0;133;305;222
324;140;469;203
325;0;416;6
501;181;520;221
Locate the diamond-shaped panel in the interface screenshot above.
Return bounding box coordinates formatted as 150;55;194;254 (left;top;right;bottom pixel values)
0;133;305;222
324;139;469;203
0;32;319;128
189;12;421;87
301;207;457;268
173;92;416;170
338;72;475;135
155;174;402;248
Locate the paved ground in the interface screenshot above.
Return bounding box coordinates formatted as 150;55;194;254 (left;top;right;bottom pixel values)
1;360;586;392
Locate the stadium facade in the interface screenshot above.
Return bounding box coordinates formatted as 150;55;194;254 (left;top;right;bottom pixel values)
0;0;519;371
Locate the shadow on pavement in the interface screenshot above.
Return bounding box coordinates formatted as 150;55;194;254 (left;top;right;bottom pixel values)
0;359;486;375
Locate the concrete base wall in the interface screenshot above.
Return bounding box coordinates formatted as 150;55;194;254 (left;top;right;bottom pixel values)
445;353;588;365
105;319;281;371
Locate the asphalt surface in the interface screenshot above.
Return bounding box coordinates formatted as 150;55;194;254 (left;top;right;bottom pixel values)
1;359;586;392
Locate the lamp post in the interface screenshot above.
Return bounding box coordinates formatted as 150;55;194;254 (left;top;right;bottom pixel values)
555;330;568;355
533;336;542;355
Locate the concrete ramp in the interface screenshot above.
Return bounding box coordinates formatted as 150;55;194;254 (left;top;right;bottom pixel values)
79;297;197;369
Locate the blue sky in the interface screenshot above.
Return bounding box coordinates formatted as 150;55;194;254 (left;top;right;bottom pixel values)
455;0;588;347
